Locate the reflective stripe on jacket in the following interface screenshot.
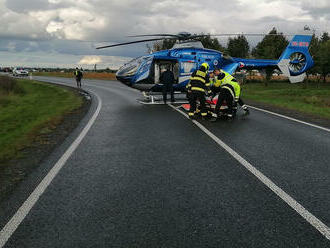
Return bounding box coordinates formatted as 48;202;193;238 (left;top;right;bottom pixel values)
216;70;234;86
212;71;232;88
189;69;210;93
189;69;207;84
214;70;241;100
222;80;241;101
191;87;206;92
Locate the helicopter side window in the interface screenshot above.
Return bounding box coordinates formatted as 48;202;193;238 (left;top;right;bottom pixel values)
181;62;196;74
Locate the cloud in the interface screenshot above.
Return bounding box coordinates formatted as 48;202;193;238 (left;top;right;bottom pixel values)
298;0;330;21
78;55;102;65
1;0;330;68
4;0;75;13
0;51;131;69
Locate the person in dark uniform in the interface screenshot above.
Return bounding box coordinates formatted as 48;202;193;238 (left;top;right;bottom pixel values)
186;62;211;119
74;67;83;88
160;66;175;104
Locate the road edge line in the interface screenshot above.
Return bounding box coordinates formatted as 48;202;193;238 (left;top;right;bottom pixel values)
169;104;330;241
247;105;330;133
0;92;102;248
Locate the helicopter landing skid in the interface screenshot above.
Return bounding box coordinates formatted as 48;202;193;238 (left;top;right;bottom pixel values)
136;99;189;105
136;91;189;105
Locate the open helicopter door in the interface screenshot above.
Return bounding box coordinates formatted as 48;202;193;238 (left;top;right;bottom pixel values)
137;59;187;104
153;59;179;84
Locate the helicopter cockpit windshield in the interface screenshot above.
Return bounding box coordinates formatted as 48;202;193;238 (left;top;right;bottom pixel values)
116;56;150;77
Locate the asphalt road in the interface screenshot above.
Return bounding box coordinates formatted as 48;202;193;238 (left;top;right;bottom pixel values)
1;76;330;247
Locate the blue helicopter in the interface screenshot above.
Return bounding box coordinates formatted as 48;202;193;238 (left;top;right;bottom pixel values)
96;32;314;92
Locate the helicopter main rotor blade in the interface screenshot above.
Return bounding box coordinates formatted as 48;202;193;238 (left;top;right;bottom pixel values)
96;37;173;49
210;33;294;37
128;34;180;38
188;35;211;39
127;33;294;39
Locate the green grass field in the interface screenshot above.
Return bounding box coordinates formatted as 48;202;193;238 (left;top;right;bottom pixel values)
242;82;330;119
0;76;83;163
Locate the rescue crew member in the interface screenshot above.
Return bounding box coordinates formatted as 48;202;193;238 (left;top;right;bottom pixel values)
160;66;175;104
210;68;222;95
212;69;249;116
186;62;211;119
74;67;83;88
209;71;215;85
211;69;248;121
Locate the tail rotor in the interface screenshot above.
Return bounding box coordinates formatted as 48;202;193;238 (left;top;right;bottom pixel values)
289;52;307;74
277;34;314;83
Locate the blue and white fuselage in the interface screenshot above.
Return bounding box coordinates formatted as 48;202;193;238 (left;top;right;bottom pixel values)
116;35;314;91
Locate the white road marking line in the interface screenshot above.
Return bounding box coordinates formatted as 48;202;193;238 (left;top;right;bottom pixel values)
0;92;102;248
136;100;189;105
247;105;330;133
169;104;330;241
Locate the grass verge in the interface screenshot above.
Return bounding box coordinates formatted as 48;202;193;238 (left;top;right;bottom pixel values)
0;76;83;164
242;82;330;120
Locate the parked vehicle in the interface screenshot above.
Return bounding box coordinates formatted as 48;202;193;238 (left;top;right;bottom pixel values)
13;68;29;77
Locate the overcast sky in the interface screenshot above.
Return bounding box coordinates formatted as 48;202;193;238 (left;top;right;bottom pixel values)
0;0;329;69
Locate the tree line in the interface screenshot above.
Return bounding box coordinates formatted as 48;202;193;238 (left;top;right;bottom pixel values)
150;27;330;83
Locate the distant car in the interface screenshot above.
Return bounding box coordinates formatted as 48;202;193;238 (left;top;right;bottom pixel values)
1;67;12;73
13;68;29;77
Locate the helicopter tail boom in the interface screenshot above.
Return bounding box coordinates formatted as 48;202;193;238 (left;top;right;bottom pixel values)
233;34;313;83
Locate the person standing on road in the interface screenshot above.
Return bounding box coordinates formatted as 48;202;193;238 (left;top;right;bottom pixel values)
186;62;211;119
74;67;83;88
160;66;175;104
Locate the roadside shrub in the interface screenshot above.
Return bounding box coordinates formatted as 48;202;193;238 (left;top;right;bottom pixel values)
0;76;25;95
0;75;16;93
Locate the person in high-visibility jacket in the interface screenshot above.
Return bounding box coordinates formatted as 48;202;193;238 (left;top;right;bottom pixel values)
215;69;249;114
74;67;83;88
186;62;211;119
210;68;222;96
209;71;215;85
211;69;248;120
